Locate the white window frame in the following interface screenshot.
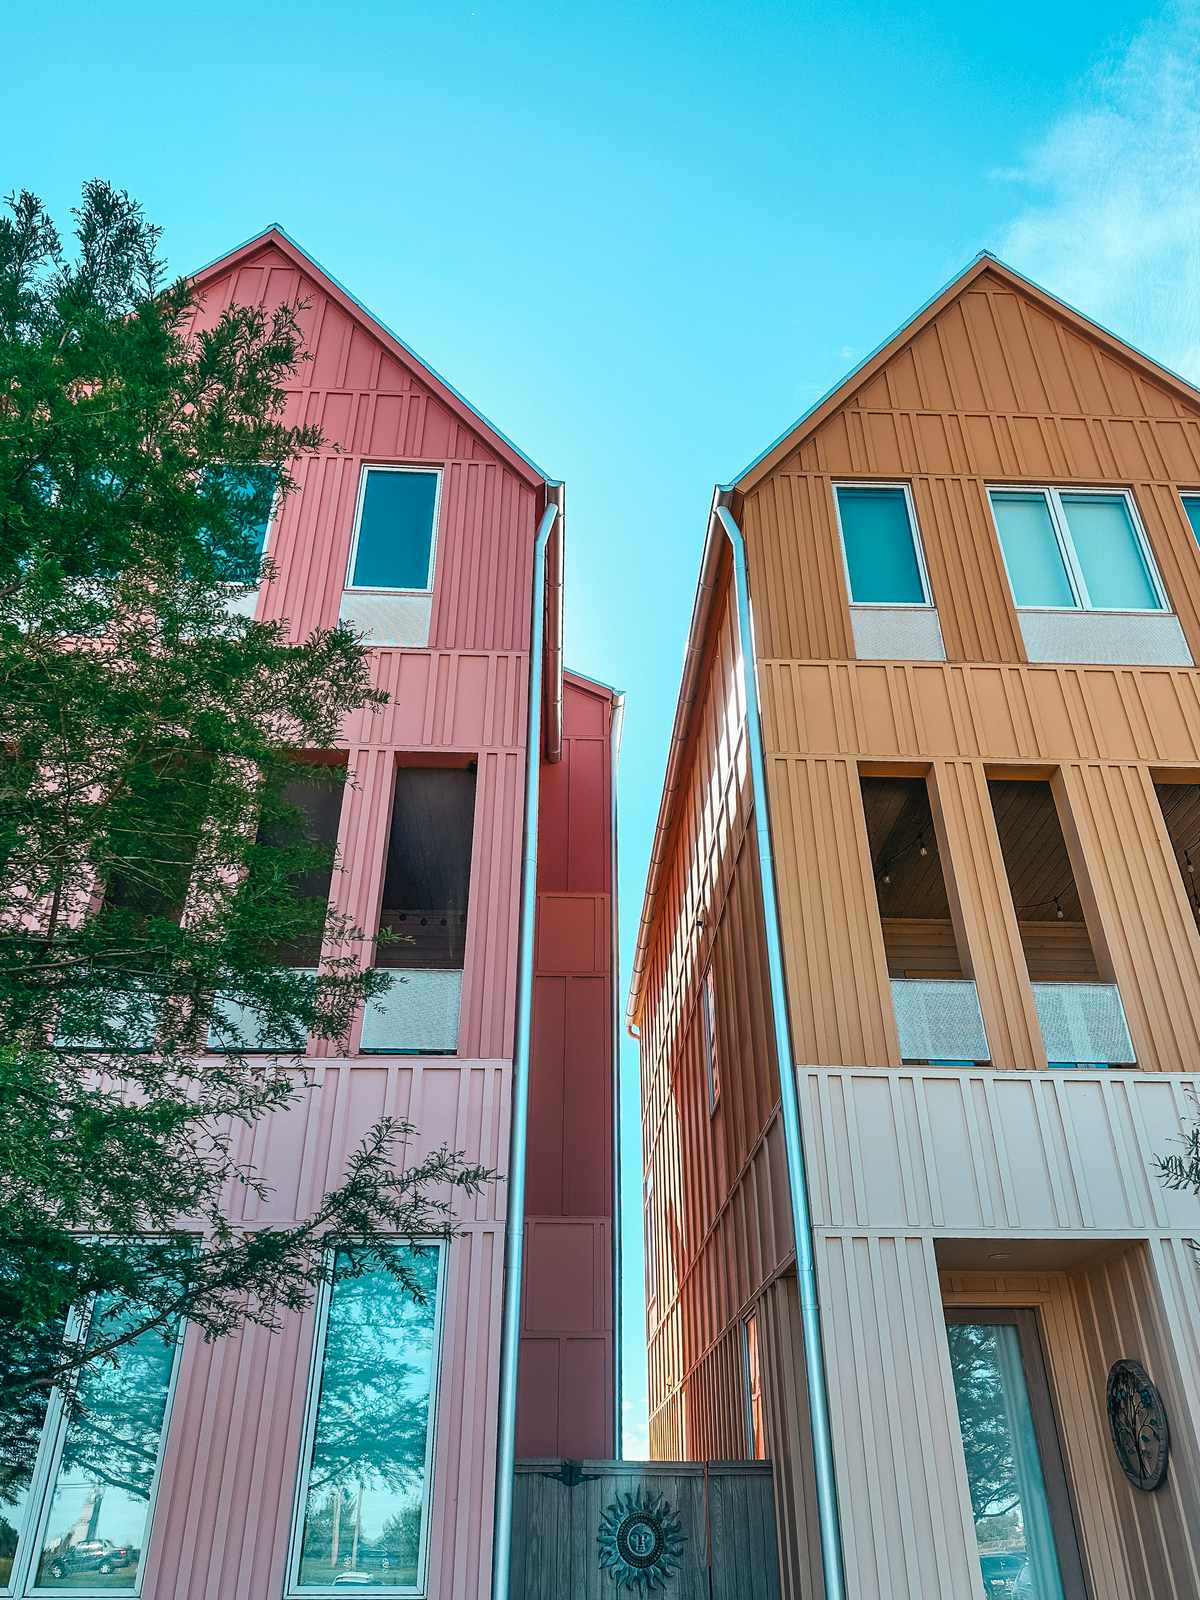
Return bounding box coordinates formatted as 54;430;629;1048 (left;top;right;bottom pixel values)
988;485;1169;615
3;1295;186;1600
701;965;720;1113
285;1239;448;1599
343;465;443;597
831;480;935;610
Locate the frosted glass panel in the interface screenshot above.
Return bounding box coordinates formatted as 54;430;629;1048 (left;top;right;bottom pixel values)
992;492;1075;608
947;1322;1067;1600
836;487;926;604
1061;494;1160;610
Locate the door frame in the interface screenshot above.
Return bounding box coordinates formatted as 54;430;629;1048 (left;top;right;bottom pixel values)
944;1305;1091;1600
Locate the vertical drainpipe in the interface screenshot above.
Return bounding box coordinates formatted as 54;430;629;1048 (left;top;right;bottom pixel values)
714;498;847;1600
491;492;560;1600
608;690;627;1455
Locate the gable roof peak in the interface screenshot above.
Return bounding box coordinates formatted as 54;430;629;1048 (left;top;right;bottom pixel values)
727;249;1200;495
186;224;551;487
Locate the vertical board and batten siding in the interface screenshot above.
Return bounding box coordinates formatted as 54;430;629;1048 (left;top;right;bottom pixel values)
639;569;794;1471
136;243;548;1599
518;676;618;1460
740;270;1200;667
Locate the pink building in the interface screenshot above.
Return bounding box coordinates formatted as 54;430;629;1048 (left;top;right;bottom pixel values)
0;229;618;1600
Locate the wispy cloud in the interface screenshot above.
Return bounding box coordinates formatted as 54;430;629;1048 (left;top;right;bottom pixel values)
622;1395;650;1461
998;2;1200;377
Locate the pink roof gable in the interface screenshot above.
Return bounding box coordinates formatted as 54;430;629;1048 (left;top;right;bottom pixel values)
187;225;550;489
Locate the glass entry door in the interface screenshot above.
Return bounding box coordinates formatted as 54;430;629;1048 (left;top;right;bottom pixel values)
944;1309;1089;1600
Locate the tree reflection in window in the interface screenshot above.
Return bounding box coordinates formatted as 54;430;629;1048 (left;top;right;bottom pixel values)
34;1296;180;1591
295;1245;442;1592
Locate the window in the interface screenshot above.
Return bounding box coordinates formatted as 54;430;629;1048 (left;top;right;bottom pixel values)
289;1244;444;1596
644;1168;657;1309
375;768;475;971
945;1310;1088;1600
990;487;1166;613
346;468;440;593
701;966;720;1111
742;1313;765;1460
198;465;277;583
2;1291;182;1596
1182;493;1200;548
833;484;931;606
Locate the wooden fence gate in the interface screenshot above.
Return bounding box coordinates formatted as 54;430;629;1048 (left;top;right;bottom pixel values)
511;1459;781;1599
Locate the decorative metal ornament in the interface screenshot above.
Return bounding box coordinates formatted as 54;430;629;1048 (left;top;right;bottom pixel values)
597;1486;686;1592
1106;1358;1170;1491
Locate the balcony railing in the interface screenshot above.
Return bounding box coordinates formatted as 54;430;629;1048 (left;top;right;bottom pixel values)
1032;982;1135;1067
891;978;989;1064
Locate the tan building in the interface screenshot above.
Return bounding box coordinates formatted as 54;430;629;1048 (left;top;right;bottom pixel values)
628;255;1200;1600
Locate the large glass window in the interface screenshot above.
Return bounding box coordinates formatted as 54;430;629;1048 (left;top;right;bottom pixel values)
290;1245;444;1596
1181;493;1200;548
945;1311;1087;1600
700;966;720;1112
346;469;440;592
833;484;930;606
990;487;1165;612
198;465;277;584
2;1293;182;1596
742;1313;764;1461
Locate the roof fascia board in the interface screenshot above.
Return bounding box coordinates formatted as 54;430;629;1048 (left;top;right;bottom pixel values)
731;250;1200;495
187;225;549;488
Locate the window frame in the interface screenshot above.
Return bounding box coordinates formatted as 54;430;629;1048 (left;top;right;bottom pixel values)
284;1239;448;1600
989;484;1168;615
343;465;443;597
201;461;282;581
700;964;720;1113
740;1311;764;1461
644;1168;658;1313
3;1290;186;1600
831;480;935;610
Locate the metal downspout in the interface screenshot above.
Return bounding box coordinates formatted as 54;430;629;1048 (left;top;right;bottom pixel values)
714;500;847;1600
491;494;561;1600
608;690;627;1454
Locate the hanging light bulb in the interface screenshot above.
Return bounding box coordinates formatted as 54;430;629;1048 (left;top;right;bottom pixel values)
882;866;891;885
918;836;929;857
1055;896;1064;920
1187;849;1195;877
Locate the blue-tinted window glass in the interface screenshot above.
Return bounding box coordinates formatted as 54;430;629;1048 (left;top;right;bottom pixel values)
1183;495;1200;547
199;465;276;582
350;470;439;590
1061;493;1161;610
991;492;1076;608
835;487;926;604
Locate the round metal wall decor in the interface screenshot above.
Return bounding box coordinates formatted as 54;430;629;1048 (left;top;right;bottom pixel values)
597;1486;685;1592
1106;1358;1170;1491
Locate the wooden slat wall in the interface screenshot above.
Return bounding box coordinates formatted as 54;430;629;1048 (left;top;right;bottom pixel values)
740;272;1200;667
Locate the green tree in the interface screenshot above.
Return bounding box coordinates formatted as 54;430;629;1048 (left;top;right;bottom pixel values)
0;184;491;1502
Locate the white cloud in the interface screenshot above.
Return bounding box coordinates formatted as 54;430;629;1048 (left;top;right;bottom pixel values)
998;1;1200;378
622;1395;650;1461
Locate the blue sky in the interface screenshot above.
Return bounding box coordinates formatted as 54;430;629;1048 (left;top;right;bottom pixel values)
6;0;1197;1457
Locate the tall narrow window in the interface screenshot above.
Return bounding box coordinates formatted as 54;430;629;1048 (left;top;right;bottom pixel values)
2;1287;183;1596
253;768;346;968
700;965;720;1111
644;1167;658;1310
945;1310;1088;1600
742;1312;765;1460
1181;493;1200;548
834;484;930;606
346;468;440;593
376;769;475;971
291;1244;444;1595
990;487;1165;612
